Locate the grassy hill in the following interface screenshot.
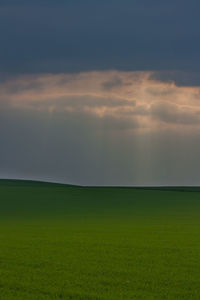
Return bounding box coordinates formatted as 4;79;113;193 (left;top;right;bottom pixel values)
1;180;200;299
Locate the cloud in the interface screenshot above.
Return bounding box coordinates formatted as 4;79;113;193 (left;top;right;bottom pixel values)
2;1;200;185
1;70;200;185
149;71;200;87
1;70;200;130
27;95;134;111
102;75;124;90
150;102;200;125
1;0;200;81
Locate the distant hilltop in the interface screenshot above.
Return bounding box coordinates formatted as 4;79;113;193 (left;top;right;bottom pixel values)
1;179;200;193
0;179;78;188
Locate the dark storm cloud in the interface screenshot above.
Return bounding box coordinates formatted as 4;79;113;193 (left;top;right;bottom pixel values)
1;0;200;83
150;71;200;87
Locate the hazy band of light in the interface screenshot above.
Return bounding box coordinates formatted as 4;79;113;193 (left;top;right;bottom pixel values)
1;70;200;185
1;70;200;131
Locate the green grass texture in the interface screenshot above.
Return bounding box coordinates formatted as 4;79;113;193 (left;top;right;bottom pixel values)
1;180;200;299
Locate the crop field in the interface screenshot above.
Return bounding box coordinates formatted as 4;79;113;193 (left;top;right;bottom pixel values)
1;180;200;299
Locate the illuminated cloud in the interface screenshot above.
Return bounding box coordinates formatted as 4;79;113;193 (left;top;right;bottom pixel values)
1;70;200;185
1;71;200;131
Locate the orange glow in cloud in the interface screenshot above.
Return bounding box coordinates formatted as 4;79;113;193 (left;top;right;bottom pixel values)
1;71;200;131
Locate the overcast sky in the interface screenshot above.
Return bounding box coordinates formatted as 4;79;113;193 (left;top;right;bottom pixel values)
1;1;200;185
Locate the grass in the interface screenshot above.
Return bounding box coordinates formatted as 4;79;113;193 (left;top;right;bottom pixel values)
0;180;200;299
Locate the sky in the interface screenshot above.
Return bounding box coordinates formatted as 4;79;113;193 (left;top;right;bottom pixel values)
1;1;200;185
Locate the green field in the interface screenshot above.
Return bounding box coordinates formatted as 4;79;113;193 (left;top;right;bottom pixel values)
1;180;200;299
